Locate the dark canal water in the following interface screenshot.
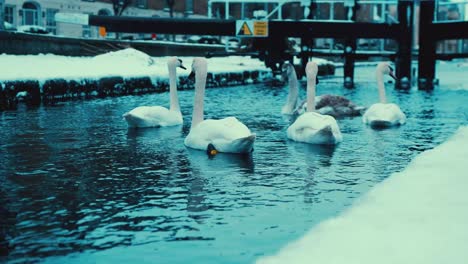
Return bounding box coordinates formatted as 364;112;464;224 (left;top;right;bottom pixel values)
1;63;467;264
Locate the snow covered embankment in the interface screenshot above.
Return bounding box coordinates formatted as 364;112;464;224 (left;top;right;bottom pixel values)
257;126;468;264
0;48;274;109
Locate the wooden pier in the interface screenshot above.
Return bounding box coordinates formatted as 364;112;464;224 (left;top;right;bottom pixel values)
81;0;467;90
1;0;467;111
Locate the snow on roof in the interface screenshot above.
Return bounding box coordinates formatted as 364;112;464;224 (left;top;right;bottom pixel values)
257;125;468;264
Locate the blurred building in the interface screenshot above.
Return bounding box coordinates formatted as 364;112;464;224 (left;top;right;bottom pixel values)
2;0;467;53
2;0;204;38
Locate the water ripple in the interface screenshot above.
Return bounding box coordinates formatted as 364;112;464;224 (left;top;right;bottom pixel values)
0;73;467;263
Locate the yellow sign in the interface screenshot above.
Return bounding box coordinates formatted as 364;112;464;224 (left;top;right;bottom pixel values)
253;21;268;36
236;20;268;37
238;22;252;36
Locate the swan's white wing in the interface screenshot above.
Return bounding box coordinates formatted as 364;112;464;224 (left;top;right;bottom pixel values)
184;117;255;153
363;103;406;127
124;106;182;128
287;112;342;144
293;96;329;116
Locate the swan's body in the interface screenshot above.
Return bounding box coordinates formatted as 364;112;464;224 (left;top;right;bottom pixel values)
362;62;406;128
184;58;256;154
123;106;182;127
185;117;256;153
287;61;342;145
287;112;342;144
123;57;185;128
294;94;366;118
281;61;364;118
363;103;406;127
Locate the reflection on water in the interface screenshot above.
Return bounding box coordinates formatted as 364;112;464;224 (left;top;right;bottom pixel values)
1;68;467;263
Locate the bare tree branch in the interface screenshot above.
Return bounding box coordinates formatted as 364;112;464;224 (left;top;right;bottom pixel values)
111;0;133;16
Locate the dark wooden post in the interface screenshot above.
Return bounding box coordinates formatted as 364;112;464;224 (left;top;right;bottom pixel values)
343;39;356;88
0;83;6;111
264;32;288;74
395;0;413;89
418;0;436;90
343;0;358;88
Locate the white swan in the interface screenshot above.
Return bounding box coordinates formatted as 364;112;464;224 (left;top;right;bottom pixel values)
184;57;256;154
362;62;406;128
123;57;186;128
281;61;365;118
287;61;343;145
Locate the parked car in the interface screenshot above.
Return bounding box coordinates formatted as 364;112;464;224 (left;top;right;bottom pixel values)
3;21;16;31
187;35;221;45
17;25;50;35
223;37;240;52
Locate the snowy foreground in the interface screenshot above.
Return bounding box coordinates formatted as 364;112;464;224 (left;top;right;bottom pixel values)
257;126;468;264
0;48;331;84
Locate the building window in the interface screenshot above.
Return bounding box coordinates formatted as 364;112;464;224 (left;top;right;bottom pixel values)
5;5;15;25
46;9;58;34
82;25;91;38
22;2;40;26
136;0;147;8
82;13;92;38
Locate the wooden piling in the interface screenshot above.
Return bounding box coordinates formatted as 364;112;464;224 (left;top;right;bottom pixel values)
418;0;436;90
396;0;414;90
343;39;356;89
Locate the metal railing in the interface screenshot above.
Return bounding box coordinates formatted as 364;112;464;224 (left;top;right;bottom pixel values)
434;0;468;53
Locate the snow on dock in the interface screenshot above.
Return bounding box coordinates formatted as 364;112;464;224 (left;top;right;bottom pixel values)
257;126;468;264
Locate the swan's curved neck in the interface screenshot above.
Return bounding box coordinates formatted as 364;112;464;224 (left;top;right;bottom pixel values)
286;70;299;109
168;65;180;112
376;70;387;103
306;74;316;111
191;69;207;129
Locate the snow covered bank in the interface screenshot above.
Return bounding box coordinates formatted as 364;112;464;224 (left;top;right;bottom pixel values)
0;48;271;83
0;48;280;109
257;126;468;264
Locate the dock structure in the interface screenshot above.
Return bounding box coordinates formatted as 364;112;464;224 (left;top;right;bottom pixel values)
84;5;412;89
418;0;468;90
78;0;468;90
74;0;424;90
2;0;467;96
